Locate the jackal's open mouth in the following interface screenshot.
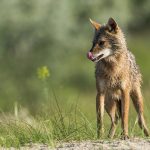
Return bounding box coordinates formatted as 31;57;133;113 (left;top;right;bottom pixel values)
92;54;104;62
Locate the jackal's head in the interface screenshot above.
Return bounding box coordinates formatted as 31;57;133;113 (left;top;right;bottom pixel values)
87;18;126;63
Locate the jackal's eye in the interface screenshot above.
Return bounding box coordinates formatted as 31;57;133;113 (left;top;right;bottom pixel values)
98;41;105;46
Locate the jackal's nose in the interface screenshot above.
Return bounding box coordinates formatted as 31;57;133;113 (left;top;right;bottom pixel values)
87;52;93;60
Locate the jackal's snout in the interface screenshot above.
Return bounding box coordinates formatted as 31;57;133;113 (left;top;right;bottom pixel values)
87;52;94;60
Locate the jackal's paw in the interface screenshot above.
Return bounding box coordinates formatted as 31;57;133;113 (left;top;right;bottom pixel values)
107;134;114;139
121;135;129;140
97;129;105;139
97;132;104;139
144;130;150;137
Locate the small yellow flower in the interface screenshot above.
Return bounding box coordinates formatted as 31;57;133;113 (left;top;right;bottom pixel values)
37;66;50;80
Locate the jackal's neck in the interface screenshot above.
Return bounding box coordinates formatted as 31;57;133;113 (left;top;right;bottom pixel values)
95;48;128;75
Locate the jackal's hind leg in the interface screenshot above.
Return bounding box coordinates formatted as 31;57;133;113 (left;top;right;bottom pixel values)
131;88;149;136
108;113;120;139
105;99;121;138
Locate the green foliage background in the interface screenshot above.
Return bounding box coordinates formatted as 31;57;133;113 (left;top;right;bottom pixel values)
0;0;150;118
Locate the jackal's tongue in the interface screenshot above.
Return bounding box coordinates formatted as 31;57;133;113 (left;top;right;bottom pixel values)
87;52;94;60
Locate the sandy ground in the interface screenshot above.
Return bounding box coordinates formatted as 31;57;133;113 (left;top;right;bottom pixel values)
56;138;150;150
8;138;150;150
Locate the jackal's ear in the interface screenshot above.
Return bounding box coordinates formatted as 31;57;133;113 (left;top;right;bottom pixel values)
89;18;101;30
107;17;118;32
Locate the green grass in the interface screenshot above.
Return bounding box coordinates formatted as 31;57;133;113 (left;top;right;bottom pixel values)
0;102;97;148
0;90;150;148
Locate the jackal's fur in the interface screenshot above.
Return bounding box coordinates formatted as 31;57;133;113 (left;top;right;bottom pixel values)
88;18;149;139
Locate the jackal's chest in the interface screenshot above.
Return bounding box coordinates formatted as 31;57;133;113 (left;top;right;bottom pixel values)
97;78;123;100
97;76;122;90
95;61;127;92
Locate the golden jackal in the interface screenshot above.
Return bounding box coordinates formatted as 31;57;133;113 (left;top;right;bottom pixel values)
87;17;149;139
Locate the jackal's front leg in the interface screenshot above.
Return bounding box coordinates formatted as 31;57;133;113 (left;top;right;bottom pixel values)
121;89;130;139
96;93;105;138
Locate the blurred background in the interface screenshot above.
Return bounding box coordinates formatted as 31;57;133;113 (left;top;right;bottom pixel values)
0;0;150;119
